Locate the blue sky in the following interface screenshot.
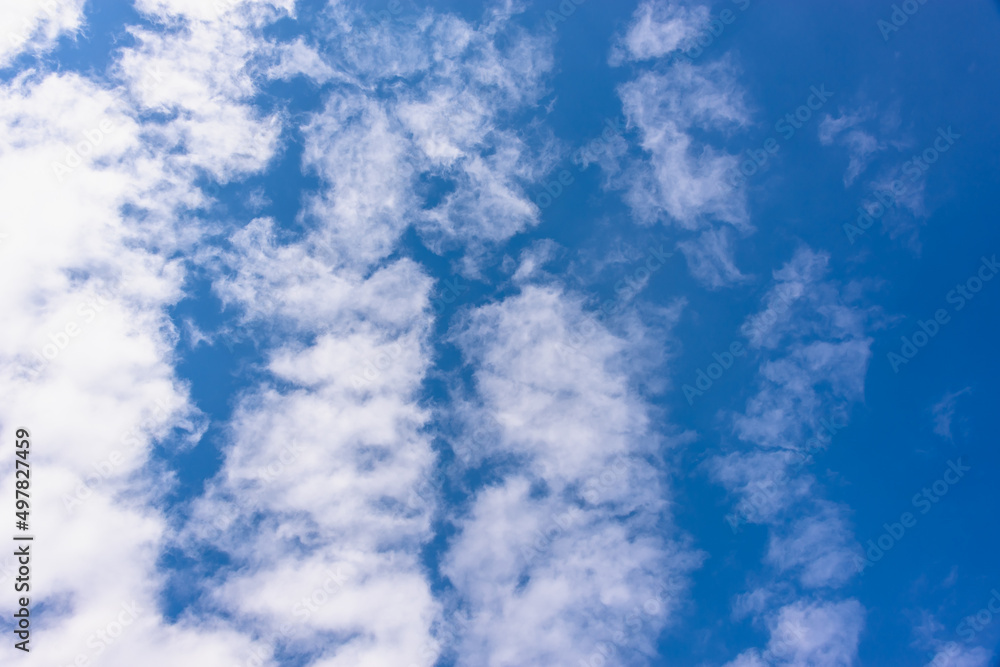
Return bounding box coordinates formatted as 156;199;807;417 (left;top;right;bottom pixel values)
1;0;999;665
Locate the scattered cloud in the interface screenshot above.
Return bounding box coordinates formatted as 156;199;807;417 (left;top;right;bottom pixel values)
609;0;710;65
603;0;753;289
726;599;866;667
932;387;972;441
819;109;884;187
0;0;88;68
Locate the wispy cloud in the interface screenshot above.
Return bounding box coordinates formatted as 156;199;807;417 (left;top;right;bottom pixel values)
931;387;972;441
726;599;866;667
608;0;710;65
819;109;885;187
709;247;878;658
603;0;752;289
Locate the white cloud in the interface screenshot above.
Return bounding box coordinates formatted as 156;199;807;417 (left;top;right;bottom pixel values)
187;227;444;664
0;63;261;667
266;37;337;83
727;599;865;667
442;278;701;665
192;211;441;666
710;247;877;657
0;0;87;68
0;2;322;665
923;644;994;667
931;387;972;441
732;586;781;622
603;0;752;288
677;226;749;289
766;502;859;589
912;610;996;667
740;248;872;352
2;1;952;665
132;0;295;23
819;110;884;187
114;12;284;182
725;247;874;482
711;450;815;525
609;0;710;65
169;7;573;665
289;6;558;275
867;165;930;250
616;60;750;230
300;92;421;270
766;599;866;666
732;337;871;452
